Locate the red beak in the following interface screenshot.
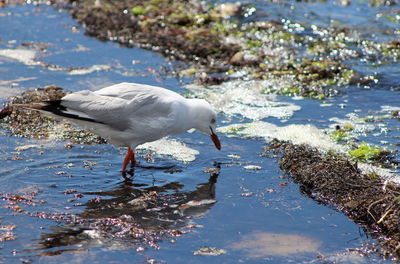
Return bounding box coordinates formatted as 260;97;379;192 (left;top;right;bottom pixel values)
210;132;221;150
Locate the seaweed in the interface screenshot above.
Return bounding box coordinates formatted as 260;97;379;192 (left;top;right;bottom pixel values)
265;140;400;260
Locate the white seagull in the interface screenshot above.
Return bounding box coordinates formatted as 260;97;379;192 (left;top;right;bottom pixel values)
14;82;221;173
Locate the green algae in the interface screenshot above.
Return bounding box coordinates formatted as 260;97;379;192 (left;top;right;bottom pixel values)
330;124;354;142
348;142;386;162
131;6;146;16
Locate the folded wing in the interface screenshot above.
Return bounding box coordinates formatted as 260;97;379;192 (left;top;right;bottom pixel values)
43;89;160;131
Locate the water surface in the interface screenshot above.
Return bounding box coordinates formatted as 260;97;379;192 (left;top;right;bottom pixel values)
0;3;399;263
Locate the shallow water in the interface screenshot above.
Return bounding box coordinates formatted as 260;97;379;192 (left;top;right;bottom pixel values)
0;2;399;263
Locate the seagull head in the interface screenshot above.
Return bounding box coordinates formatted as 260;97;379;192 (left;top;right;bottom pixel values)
190;99;221;150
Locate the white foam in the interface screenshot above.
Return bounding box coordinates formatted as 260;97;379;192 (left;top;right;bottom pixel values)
0;49;37;65
138;138;199;162
329;116;376;135
357;163;400;184
381;105;400;112
0;49;110;75
186;79;301;120
67;64;111;75
218;121;345;152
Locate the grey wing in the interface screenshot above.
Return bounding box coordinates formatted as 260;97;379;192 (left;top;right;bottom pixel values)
94;82;180;100
55;90;160;131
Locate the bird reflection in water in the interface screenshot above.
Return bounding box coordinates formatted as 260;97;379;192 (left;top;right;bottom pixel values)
35;163;221;255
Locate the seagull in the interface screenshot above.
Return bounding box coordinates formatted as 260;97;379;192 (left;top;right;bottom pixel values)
11;82;221;174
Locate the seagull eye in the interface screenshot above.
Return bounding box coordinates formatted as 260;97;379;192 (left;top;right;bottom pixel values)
211;118;216;124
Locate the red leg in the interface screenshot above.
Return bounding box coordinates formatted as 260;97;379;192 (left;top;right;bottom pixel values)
130;150;136;168
121;147;135;172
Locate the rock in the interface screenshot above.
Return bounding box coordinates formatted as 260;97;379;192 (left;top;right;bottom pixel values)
229;51;260;65
193;246;227;256
216;3;241;19
229;51;244;65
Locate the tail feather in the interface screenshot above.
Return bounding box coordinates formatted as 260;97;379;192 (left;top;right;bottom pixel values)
39;100;104;124
38;100;68;115
2;100;104;124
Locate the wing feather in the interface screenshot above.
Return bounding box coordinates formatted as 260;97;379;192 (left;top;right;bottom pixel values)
94;82;181;100
58;90;163;131
39;83;182;137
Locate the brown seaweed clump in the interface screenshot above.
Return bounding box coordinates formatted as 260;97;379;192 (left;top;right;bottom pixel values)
56;0;360;98
265;140;400;260
0;86;106;145
67;0;241;66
